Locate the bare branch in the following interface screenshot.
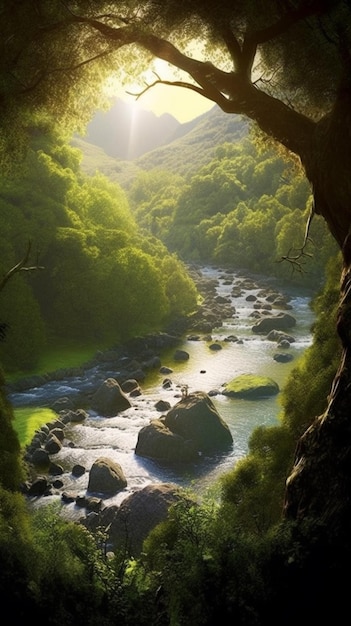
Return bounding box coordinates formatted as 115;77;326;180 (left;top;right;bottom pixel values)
278;204;315;275
0;241;44;294
127;73;207;100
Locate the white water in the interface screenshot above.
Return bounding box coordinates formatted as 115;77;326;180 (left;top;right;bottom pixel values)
14;266;314;515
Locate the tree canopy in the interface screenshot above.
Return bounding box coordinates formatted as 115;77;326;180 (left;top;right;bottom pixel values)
0;124;198;371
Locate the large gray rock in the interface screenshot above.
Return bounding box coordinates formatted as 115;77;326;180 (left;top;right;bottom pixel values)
27;476;51;497
135;391;233;462
164;391;233;452
173;349;190;361
90;378;132;416
135;419;198;462
87;457;127;495
44;433;63;454
31;448;50;467
251;313;296;334
83;483;188;556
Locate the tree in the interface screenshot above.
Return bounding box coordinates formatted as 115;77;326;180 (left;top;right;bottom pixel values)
1;0;351;538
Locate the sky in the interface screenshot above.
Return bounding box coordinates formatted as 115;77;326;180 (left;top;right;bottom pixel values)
119;82;214;123
110;58;215;123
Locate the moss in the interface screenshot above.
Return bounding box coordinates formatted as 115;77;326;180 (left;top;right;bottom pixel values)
223;374;279;398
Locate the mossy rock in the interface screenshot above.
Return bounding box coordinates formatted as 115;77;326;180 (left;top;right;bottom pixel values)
222;374;279;399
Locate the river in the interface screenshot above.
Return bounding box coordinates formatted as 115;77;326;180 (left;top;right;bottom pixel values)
10;266;314;513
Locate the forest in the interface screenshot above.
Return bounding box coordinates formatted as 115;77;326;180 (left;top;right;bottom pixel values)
1;2;350;624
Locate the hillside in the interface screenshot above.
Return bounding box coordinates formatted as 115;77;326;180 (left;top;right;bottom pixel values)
73;104;249;188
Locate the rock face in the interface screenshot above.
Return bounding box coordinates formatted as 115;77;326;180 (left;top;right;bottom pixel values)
135;391;233;462
82;483;186;557
90;378;132;416
87;457;127;495
222;374;280;399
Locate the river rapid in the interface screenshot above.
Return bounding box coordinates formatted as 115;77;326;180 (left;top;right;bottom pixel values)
10;266;314;514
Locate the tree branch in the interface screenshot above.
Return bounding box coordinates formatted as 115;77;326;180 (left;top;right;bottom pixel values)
0;241;44;294
278;204;315;275
126;71;233;108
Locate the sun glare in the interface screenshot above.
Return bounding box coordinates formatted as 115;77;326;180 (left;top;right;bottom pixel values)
106;56;214;123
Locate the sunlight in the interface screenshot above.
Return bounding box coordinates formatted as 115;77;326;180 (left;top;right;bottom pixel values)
126;98;143;159
106;56;214;123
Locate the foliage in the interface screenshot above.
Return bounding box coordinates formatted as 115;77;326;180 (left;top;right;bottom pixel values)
280;253;342;438
128;137;337;286
0;485;36;617
0;124;198;372
0;370;23;490
219;254;341;535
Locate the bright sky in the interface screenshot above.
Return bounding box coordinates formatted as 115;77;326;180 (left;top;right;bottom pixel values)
120;85;214;123
110;58;215;123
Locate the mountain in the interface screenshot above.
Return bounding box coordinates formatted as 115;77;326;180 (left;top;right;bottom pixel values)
73;102;249;188
84;99;181;160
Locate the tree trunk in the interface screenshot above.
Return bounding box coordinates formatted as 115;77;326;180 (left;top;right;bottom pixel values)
284;79;351;539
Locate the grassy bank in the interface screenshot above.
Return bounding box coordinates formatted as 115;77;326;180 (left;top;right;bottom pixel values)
9;340;107;448
13;407;58;447
8;339;105;382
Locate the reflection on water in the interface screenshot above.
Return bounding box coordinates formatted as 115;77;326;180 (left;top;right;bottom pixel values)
15;266;314;509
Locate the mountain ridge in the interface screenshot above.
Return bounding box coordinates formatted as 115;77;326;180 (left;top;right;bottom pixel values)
74;101;249;188
84;99;184;159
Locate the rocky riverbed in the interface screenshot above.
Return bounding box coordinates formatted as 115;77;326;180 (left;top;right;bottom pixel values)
8;265;314;555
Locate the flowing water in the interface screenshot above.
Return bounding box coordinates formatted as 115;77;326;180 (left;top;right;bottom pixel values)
10;266;314;515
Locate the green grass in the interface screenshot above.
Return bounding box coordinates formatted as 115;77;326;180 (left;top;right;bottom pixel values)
9;340;110;446
7;339;109;382
36;343;99;374
13;407;58;447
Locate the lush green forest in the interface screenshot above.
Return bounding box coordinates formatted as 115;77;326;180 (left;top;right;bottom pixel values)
127;136;338;280
2;108;338;374
0;120;197;373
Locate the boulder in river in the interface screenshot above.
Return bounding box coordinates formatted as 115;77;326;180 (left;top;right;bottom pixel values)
251;313;296;334
90;378;132;416
135;391;233;462
164;391;233;452
222;374;279;399
26;476;52;497
44;433;63;454
135;419;198;462
30;448;51;468
274;353;294;363
266;330;296;343
173;349;190;361
88;457;127;495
